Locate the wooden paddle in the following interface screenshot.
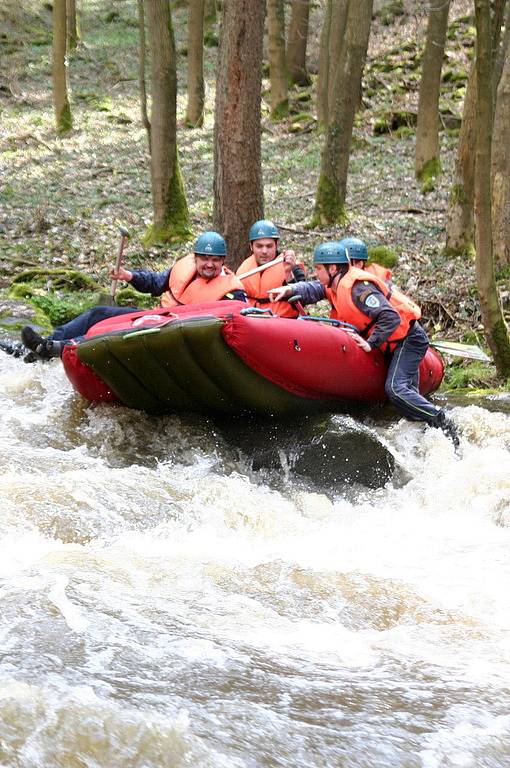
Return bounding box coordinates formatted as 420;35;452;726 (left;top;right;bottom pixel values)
430;340;491;362
237;255;284;280
107;225;131;305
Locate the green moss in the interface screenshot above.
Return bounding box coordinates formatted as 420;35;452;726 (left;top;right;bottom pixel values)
395;126;414;138
417;156;441;193
11;269;98;291
114;287;156;308
29;292;99;327
441;360;498;390
57;101;72;134
142;155;192;246
311;173;348;227
271;100;289;121
367;246;398;269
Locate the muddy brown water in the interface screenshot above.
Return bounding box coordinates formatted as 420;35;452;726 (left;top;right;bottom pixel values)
1;356;509;767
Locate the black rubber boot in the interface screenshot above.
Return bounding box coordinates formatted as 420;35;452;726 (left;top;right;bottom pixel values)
21;327;62;361
435;409;460;452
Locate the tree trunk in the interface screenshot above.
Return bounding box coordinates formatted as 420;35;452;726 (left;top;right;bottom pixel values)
267;0;288;120
414;0;451;190
204;0;217;44
474;0;510;377
317;0;332;125
318;0;349;126
138;0;151;149
492;24;510;271
445;1;505;256
313;0;373;225
327;0;349;118
66;0;79;50
287;0;311;87
52;0;72;133
185;0;205;126
213;0;265;270
144;0;190;244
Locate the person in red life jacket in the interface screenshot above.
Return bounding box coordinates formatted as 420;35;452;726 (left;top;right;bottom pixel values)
268;241;460;449
236;219;306;318
19;231;246;362
339;236;393;285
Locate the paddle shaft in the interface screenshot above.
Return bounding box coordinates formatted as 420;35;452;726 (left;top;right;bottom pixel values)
110;227;130;300
237;255;285;280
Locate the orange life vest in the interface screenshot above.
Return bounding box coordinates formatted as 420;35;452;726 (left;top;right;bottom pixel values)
161;254;244;308
324;266;421;349
365;262;393;284
236;255;304;318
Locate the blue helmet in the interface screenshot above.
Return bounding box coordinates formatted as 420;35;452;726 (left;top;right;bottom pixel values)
339;237;368;261
313;241;349;265
248;219;280;241
193;231;227;257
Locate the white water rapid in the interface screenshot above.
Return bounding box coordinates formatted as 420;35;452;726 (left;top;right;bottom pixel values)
1;355;509;768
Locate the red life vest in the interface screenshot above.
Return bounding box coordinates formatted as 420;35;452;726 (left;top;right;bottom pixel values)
324;266;421;349
161;254;244;308
365;262;393;284
236;255;304;318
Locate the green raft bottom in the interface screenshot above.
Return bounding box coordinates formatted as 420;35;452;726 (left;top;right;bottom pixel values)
77;315;340;416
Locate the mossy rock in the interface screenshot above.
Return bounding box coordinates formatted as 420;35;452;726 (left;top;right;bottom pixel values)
0;298;50;333
114;287;157;309
367;246;399;269
441;360;498;391
11;268;100;292
373;110;416;135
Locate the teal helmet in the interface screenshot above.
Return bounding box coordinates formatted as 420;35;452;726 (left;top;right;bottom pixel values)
193;231;227;257
339;236;368;261
249;219;280;242
313;241;349;265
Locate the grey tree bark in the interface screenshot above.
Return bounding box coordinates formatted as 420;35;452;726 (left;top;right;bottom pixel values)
473;0;510;376
267;0;288;120
313;0;373;225
414;0;451;190
185;0;205;126
491;21;510;270
144;0;190;244
66;0;79;50
287;0;311;87
53;0;72;133
213;0;265;269
138;0;151;149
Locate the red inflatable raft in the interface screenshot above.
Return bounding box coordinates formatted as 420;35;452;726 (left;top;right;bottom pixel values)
61;301;444;416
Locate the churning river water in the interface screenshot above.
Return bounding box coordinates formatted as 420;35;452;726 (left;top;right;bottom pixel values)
1;354;510;768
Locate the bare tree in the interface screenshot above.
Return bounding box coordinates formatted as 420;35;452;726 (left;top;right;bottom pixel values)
144;0;190;244
213;0;265;269
267;0;288;120
53;0;72;133
445;0;507;255
492;12;510;271
473;0;510;376
313;0;373;225
185;0;205;127
287;0;311;87
415;0;451;191
66;0;79;50
317;0;348;126
138;0;151;149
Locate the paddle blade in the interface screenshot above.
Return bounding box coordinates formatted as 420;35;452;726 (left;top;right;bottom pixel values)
431;340;491;362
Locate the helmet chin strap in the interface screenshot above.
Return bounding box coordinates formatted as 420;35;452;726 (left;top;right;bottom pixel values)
327;263;349;288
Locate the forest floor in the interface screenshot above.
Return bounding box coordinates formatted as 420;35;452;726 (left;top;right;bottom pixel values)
0;0;504;388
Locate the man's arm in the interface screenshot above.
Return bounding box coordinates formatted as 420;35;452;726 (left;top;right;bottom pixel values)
129;269;172;297
351;282;400;350
268;279;326;305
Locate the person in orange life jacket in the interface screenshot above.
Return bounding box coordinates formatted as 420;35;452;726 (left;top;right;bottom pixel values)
20;231;247;362
339;236;393;285
268;241;460;448
236;219;306;318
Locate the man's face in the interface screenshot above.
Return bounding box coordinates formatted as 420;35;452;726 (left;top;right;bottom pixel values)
251;237;277;265
195;254;224;280
315;263;335;286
